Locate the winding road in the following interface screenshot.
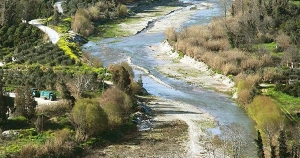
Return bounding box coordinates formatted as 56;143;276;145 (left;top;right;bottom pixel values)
28;1;64;44
28;19;60;44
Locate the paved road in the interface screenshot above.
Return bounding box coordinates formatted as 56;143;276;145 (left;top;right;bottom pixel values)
28;19;60;44
54;1;65;14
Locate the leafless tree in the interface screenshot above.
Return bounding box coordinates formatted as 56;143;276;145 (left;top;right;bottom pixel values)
220;123;247;158
68;73;97;98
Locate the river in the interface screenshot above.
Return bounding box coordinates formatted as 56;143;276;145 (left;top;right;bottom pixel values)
83;0;256;156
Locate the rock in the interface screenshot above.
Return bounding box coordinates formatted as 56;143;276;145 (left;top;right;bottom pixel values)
2;130;19;138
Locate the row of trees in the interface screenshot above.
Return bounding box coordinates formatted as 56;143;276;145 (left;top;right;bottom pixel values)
223;0;300;49
255;127;300;158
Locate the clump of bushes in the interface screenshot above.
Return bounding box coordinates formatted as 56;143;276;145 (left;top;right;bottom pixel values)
275;82;300;97
70;98;108;142
36;100;73;118
100;88;132;129
19;129;80;158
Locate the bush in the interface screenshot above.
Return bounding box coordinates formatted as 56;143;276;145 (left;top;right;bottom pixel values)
203;39;230;51
247;96;284;130
20;129;78;157
100;88;133;129
72;9;95;36
70;98;108;142
118;4;128;17
164;27;177;42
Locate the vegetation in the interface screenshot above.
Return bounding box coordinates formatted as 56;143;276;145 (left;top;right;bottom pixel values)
0;0;149;157
165;0;300;157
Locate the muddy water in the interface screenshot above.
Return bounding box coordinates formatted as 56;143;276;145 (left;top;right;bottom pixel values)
83;0;256;156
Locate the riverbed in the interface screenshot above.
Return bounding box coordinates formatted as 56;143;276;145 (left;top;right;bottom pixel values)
83;0;256;156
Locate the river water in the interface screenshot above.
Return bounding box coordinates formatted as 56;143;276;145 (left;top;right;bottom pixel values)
83;0;256;156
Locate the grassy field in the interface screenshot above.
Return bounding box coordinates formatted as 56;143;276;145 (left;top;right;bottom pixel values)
266;88;300;121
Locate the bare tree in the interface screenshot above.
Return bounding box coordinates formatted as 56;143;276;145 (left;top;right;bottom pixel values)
262;120;280;157
220;123;247;158
68;73;97;98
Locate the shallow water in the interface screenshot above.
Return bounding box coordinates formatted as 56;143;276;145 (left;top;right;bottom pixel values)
83;0;256;156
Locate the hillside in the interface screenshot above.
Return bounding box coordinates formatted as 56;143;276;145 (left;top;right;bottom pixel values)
0;0;147;157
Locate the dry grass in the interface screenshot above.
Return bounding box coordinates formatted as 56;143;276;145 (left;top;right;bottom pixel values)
36;100;72;117
20;129;76;158
221;63;239;75
164;27;177;42
203;39;230;51
262;67;283;83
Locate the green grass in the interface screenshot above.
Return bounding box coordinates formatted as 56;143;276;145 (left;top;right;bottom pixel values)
94;19;131;39
266;88;300;120
291;1;300;6
0;129;49;156
254;42;277;52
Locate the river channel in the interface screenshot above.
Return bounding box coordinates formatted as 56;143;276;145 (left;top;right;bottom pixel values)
83;0;256;155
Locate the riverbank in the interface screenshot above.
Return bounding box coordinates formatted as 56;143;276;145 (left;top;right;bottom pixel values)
119;1;213;35
107;0;230;157
84;96;218;157
150;40;235;94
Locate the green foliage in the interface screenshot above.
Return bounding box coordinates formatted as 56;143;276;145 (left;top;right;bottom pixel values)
275;82;300;97
109;64;132;94
0;24;42;60
271;145;276;158
178;51;184;59
57;38;80;62
100;88;133;129
1;116;30;130
266;88;300;119
254;42;277;52
13;86;37;121
10;42;75;66
247;96;284;130
70;98;108;141
278;130;290;158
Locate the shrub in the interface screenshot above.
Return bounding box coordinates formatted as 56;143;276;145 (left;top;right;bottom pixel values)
240;57;263;71
247;96;284;130
72;8;95;36
209;18;227;39
203;39;230;51
275;31;291;51
237;89;252;106
100;88;133;129
164;27;177;42
20;144;38;157
221;63;239;75
70;98;108;142
262;67;283;83
118;4;128;17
